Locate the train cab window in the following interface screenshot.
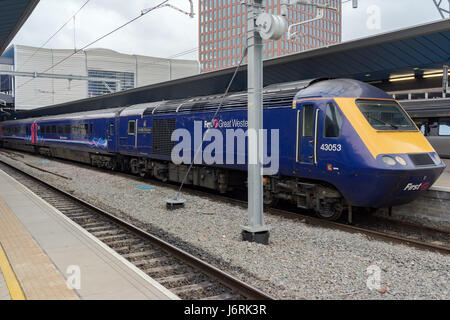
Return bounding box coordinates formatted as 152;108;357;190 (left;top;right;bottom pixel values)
438;121;450;136
64;125;70;134
128;120;136;135
302;105;314;137
356;100;416;131
26;126;30;135
57;125;63;134
324;103;342;138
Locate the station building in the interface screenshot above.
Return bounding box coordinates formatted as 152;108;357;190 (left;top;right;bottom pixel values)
0;45;199;110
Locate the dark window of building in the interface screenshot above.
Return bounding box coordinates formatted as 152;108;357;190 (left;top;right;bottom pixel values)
88;69;134;97
324;103;343;138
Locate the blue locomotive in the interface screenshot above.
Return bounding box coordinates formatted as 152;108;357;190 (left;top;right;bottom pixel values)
0;78;445;220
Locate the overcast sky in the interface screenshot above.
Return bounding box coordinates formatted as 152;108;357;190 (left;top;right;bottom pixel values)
10;0;445;61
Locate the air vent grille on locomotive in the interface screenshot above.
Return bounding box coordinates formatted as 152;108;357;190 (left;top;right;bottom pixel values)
152;118;176;156
408;153;434;166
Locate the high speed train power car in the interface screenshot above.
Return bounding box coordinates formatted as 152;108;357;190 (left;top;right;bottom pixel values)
0;78;446;220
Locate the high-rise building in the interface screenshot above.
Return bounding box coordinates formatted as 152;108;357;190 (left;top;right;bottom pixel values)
199;0;342;72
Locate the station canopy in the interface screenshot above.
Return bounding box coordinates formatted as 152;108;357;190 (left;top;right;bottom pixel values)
16;18;450;119
0;0;40;54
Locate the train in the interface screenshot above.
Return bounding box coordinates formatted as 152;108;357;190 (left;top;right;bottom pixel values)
0;78;446;220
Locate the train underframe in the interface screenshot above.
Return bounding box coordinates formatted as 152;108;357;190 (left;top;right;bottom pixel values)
1;141;347;220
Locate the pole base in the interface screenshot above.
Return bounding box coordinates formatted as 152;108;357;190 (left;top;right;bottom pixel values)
242;230;270;245
166;197;186;210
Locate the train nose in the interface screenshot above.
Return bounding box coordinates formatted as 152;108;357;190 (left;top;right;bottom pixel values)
373;162;445;207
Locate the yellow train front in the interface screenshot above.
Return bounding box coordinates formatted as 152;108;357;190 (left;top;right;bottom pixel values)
291;79;446;211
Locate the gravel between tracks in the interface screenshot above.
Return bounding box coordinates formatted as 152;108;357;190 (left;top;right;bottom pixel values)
0;151;448;300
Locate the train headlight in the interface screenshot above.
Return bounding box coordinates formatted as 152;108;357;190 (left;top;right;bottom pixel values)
382;156;396;166
395;156;407;166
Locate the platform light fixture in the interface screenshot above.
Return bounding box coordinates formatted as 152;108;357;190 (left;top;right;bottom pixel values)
389;75;416;82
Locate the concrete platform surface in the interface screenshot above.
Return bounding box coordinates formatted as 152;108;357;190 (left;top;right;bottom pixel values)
0;169;179;300
0;268;11;300
432;159;450;192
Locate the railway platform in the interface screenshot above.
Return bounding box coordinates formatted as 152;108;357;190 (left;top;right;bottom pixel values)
431;159;450;192
0;169;179;300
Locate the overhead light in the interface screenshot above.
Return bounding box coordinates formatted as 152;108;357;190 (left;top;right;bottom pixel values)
389;75;415;82
423;71;450;78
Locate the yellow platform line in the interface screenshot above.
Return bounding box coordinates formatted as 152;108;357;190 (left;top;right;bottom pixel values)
0;243;25;300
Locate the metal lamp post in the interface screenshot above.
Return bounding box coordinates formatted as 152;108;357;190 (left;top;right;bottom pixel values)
242;0;337;244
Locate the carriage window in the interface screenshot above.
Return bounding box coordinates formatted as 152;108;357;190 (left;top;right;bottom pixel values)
128;120;136;135
302;105;314;137
52;125;56;134
64;125;70;134
90;123;93;134
324;103;342;138
46;126;51;134
439;122;450;136
80;124;88;135
110;124;114;136
72;125;79;135
57;125;63;134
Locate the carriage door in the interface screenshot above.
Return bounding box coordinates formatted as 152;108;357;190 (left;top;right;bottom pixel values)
106;119;116;151
297;103;320;165
137;118;152;155
31;122;38;144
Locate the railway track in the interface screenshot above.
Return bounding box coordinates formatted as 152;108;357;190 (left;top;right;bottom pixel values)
0;159;274;300
0;149;448;263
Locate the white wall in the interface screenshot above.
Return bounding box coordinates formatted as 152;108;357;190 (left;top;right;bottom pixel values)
13;45;199;110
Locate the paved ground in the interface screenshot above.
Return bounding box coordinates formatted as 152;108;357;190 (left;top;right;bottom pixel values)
0;268;10;300
0;169;178;300
433;159;450;191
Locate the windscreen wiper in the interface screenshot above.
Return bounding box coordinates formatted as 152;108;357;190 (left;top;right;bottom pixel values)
365;114;398;129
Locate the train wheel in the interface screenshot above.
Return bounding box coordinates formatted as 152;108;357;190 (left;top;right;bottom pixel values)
139;168;147;178
263;190;278;207
315;199;344;221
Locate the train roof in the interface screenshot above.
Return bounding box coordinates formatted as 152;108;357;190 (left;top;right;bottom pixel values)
1;107;123;125
2;78;395;123
119;78;323;116
294;78;392;100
